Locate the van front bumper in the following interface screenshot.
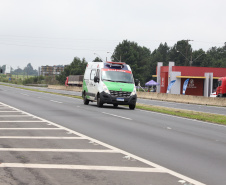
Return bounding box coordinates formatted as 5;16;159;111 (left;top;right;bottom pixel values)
99;92;137;105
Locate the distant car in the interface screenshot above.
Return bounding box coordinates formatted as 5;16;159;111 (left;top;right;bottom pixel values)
210;92;217;97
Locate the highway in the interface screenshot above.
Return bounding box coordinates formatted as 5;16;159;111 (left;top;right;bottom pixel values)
0;85;226;184
1;82;226;116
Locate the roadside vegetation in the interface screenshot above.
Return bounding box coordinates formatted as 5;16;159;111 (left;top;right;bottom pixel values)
0;74;59;86
1;40;226;87
136;104;226;125
55;40;226;86
1;84;225;125
0;62;59;86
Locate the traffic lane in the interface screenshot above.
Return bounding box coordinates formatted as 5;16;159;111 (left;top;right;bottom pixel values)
1;86;226;148
0;82;81;96
0;84;81;107
1;87;226;152
96;105;226;184
138;98;226;115
20;84;226;116
2;82;225;116
110;107;226;143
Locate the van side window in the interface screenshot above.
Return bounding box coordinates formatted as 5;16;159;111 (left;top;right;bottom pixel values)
90;69;96;80
96;69;100;78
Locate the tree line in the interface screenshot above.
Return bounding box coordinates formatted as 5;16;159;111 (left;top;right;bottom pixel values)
57;39;226;86
0;63;38;76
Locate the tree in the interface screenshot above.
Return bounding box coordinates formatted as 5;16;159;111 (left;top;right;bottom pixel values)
93;57;103;62
169;40;192;66
11;67;24;76
56;57;87;84
150;42;170;77
23;63;38;76
112;40;151;85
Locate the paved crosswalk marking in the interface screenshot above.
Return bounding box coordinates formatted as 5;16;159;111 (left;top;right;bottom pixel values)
0;136;84;139
0;148;118;152
0;163;165;172
0;128;62;130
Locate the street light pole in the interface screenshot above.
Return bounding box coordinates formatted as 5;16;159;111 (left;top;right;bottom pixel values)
178;50;205;66
107;51;120;62
94;53;104;62
177;50;190;63
186;39;193;63
192;53;205;63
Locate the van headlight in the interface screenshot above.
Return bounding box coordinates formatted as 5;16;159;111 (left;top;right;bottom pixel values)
103;84;110;94
130;86;136;96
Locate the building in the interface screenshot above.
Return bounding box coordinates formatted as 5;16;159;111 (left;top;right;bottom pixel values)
5;65;11;75
40;65;65;76
155;62;226;97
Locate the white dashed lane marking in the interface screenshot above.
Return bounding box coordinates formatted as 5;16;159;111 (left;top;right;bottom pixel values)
102;112;132;120
50;100;63;104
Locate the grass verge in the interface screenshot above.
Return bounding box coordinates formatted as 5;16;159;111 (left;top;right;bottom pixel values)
136;103;226;125
1;83;226;125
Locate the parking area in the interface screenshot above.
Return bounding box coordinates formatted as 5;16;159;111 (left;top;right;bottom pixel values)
0;102;200;185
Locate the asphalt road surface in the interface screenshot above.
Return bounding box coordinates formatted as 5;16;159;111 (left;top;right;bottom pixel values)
0;85;226;185
1;82;225;116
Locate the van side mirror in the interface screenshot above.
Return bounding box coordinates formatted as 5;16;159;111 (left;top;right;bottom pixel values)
135;79;139;86
94;76;99;83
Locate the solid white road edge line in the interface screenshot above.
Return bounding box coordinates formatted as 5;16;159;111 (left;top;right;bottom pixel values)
0;101;205;185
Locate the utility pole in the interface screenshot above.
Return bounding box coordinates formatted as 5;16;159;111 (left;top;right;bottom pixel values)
185;39;193;66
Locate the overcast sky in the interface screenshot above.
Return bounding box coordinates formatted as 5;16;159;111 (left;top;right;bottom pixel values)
0;0;225;70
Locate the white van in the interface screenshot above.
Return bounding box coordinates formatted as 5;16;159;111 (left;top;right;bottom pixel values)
82;61;138;109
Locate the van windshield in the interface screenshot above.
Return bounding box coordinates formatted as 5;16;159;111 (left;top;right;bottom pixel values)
102;71;134;83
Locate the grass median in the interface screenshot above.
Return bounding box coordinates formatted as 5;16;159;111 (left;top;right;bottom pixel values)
1;83;226;125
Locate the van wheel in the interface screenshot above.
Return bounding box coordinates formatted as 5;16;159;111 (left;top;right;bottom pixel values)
129;104;135;110
113;104;118;107
83;92;89;105
97;95;103;107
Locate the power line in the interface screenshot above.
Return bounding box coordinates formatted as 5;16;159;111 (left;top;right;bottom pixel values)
0;42;111;52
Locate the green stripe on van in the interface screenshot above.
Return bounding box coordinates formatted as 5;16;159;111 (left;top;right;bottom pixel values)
82;80;90;98
103;81;134;92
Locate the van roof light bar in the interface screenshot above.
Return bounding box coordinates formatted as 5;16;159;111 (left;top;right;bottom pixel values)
105;61;125;69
